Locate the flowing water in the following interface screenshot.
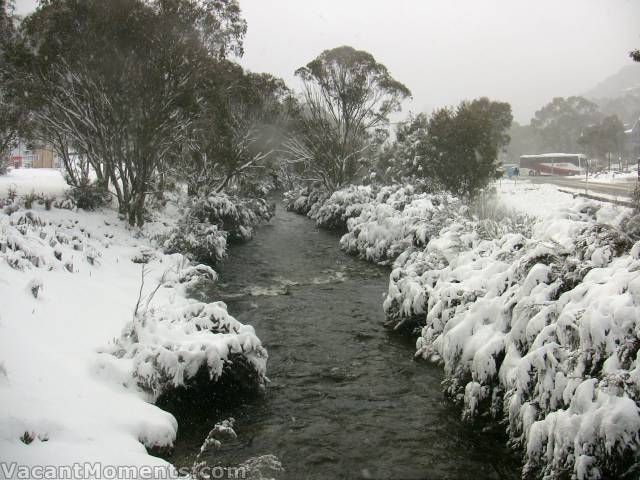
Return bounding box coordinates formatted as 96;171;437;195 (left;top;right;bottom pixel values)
169;204;520;480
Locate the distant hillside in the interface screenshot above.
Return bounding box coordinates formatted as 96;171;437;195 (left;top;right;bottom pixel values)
584;64;640;99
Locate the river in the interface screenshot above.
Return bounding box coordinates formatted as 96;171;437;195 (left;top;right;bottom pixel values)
168;204;520;480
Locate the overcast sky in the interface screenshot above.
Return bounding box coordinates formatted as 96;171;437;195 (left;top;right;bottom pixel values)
14;0;640;124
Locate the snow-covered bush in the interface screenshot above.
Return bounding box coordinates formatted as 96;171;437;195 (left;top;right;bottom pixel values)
66;179;110;210
105;292;267;401
164;221;228;265
53;195;77;210
283;188;329;215
339;185;465;265
401;200;640;479
187;193;274;243
162;193;273;264
22;191;39;209
309;185;376;230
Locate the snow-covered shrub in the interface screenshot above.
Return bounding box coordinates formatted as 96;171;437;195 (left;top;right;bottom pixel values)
164;221;228;265
53;195;77;210
3;202;19;215
339;185;464;265
162;193;273;264
176;264;218;285
66;179;110;210
283;188;329;215
402;200;640;479
0;207;106;272
27;278;43;298
105;298;267;400
469;192;535;240
309;185;376;230
22;191;39;209
38;194;56;211
188;193;274;243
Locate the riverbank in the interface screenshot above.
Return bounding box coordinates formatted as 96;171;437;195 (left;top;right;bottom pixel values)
286;182;640;479
169;201;521;479
0;170;267;477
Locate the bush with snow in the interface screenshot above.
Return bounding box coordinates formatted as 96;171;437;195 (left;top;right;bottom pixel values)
163;193;274;265
164;221;228;265
283;188;329;216
188;193;274;243
394;196;639;478
288;181;640;478
1;198;269;470
104;294;267;401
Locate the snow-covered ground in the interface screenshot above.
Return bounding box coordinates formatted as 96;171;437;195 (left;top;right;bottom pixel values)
0;170;267;478
496;181;580;219
287;182;640;479
588;165;638;185
0;168;68;196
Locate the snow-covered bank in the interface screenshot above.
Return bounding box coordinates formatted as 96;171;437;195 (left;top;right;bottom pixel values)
287;183;640;479
0;168;69;196
0;171;268;477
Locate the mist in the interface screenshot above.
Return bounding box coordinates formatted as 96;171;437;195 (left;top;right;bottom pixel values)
14;0;640;122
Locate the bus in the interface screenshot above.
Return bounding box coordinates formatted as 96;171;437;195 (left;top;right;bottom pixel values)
519;153;587;176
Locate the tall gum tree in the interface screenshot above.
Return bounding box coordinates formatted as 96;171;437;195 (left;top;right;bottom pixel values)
285;45;411;190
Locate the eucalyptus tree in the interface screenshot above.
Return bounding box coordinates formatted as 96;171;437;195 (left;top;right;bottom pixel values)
179;64;293;197
15;0;247;225
530;96;600;153
0;0;25;173
416;97;513;198
285;45;411;190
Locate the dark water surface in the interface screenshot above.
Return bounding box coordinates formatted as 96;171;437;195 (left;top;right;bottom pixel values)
171;204;520;480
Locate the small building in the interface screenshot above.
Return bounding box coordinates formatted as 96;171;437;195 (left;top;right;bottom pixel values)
10;142;61;169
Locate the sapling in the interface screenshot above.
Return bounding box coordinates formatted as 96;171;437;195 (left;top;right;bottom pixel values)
28;278;43;298
23;191;39;209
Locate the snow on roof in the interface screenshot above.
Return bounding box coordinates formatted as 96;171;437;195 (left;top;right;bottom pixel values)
520;153;586;159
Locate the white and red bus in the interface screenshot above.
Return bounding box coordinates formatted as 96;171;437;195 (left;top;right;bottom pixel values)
519;153;587;176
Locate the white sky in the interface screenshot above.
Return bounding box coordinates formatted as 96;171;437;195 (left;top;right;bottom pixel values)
14;0;640;124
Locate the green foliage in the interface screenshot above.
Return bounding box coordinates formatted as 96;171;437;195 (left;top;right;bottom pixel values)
0;0;27;163
375;113;429;183
631;49;640;62
578;114;625;160
66;179;110;211
416;97;513;198
180;64;293;197
530;96;600;153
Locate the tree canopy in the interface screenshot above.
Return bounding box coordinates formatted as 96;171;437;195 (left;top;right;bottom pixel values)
416;97;513;198
285;45;411;190
530;96;600;153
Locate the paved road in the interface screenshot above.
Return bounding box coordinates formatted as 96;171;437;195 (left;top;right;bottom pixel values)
525;175;637;198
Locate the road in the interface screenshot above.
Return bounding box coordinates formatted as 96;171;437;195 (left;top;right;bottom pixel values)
525;175;637;199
